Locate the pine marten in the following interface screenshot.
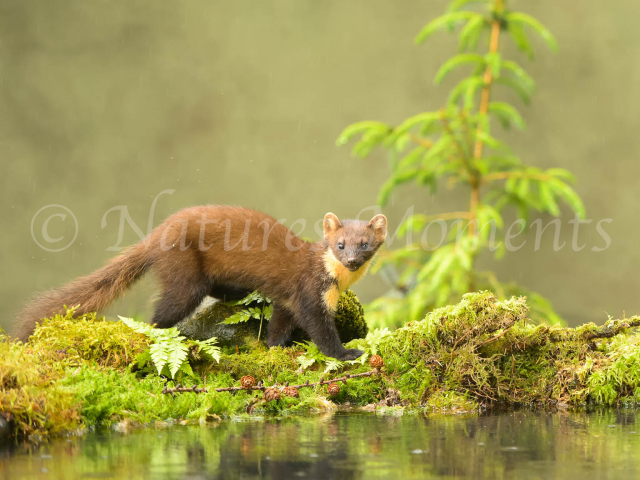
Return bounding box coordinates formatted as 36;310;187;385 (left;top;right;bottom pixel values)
15;206;387;360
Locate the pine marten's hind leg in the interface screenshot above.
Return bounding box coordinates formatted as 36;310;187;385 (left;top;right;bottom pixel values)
151;281;209;328
151;254;210;328
265;303;297;347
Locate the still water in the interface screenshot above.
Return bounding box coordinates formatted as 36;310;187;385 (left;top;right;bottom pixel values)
1;410;639;479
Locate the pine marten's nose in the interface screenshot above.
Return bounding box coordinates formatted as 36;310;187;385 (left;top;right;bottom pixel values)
347;257;357;266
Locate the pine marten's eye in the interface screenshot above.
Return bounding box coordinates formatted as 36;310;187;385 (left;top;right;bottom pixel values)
362;243;368;250
338;243;345;250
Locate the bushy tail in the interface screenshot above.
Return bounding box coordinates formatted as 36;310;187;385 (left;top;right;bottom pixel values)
14;242;154;342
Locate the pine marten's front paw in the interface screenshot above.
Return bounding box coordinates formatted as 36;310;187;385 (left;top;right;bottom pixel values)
338;348;364;361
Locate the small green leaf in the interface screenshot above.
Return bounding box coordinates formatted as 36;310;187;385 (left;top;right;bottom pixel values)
508;12;558;52
549;178;586;218
475;131;508;151
336;121;389;146
547;168;576;183
477;203;504;229
422;135;455;165
457;247;472;271
505;175;518;193
434;53;485;84
484;155;522;169
415;12;479;44
502;60;536;92
428;248;457;291
235;291;269;305
539;182;560;216
179;362;195;378
377;177;397;206
297;355;315;370
463;76;485;110
394;112;440;136
507;22;534;59
485;52;501;78
517;177;530;199
448;76;483;107
488;102;525;130
222;311;252;324
324;359;344;373
494;77;531;105
397;147;426;170
417;244;452;283
459;14;487;51
195;338;222;363
353;126;392;158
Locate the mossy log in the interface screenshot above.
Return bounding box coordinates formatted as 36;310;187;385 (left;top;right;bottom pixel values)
175;290;369;346
5;291;640;442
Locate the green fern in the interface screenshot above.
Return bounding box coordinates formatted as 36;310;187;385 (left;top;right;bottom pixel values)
120;316;220;379
193;338;222;363
221;291;273;328
295;341;345;373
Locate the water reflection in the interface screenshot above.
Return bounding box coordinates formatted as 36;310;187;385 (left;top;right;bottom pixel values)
1;410;639;479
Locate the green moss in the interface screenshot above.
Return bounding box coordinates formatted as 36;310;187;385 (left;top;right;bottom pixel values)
372;291;640;410
0;339;81;441
28;308;150;369
62;367;250;425
7;291;640;443
425;390;478;413
334;290;369;342
213;346;301;380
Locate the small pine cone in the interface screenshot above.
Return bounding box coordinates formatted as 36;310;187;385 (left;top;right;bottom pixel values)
241;376;255;389
282;386;300;398
264;388;281;402
369;355;384;369
327;383;340;396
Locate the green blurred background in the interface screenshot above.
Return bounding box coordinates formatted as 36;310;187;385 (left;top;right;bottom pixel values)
1;0;637;331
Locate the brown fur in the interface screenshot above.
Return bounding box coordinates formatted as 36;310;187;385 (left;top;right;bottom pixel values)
14;206;387;360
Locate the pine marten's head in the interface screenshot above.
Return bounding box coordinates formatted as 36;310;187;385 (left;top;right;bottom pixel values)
323;212;387;272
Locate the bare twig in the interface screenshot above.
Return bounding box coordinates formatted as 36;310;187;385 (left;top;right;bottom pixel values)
162;384;209;396
161;369;382;396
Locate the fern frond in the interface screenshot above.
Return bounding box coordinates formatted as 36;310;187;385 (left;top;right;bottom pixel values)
149;341;170;375
167;342;189;378
195;338;222;363
324;359;345;373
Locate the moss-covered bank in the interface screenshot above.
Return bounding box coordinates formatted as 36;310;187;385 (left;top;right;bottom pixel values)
3;291;640;442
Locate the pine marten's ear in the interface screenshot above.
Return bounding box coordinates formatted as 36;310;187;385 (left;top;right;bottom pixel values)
368;214;387;242
323;212;343;236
